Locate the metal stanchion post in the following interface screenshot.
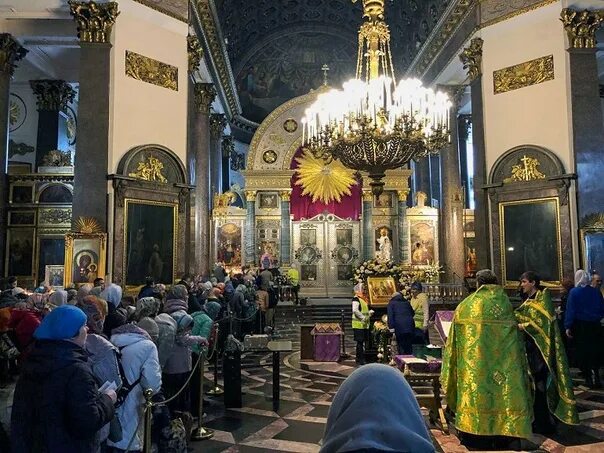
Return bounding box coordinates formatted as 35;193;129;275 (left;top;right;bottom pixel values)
340;309;350;359
272;351;280;412
206;324;224;396
142;389;154;453
192;351;214;441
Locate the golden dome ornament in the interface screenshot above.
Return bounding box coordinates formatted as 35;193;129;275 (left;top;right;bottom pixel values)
294;149;358;204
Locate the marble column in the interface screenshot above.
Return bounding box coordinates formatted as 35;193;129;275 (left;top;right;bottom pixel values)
279;190;292;266
429;154;441;207
209;113;226;198
460;38;490;269
458;115;471;208
244;190;257;266
414;158;432;203
439;85;466;282
189;82;215;276
397;190;409;263
29;80;76;169
562;9;604;222
69;1;119;231
362;190;374;261
221;135;234;193
0;34;27;276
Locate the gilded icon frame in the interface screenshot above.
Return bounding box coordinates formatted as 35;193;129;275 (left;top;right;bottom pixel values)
366;276;397;307
64;232;107;287
498;197;562;288
580;228;604;275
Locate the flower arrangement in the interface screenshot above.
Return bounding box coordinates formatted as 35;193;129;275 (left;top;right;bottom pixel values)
372;319;392;364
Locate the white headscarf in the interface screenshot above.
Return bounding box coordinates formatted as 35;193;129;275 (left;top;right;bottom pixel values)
353;282;363;294
320;363;434;453
575;269;590;288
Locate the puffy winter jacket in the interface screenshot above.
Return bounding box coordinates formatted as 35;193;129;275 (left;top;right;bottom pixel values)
11;340;115;452
108;324;161;451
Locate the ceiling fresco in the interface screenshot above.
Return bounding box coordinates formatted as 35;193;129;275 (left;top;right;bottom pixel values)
215;0;450;125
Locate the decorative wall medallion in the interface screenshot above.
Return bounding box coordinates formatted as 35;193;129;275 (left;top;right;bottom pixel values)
9;93;26;132
8;140;34;158
262;149;278;164
283;118;298;133
494;55;554;94
505;155;546;182
39;208;72;225
128;156;168;183
125;50;178;91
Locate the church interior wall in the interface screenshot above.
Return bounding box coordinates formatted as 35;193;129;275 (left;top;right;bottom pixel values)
108;0;188;174
7;82;39;168
229;138;248;189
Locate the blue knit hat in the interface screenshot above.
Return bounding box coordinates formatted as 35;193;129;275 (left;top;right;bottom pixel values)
34;305;87;340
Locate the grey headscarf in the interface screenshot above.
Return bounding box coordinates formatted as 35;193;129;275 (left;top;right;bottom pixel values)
320;363;434;453
166;284;188;302
100;283;123;307
575;269;590;288
49;290;68;307
77;283;94;304
135;297;160;320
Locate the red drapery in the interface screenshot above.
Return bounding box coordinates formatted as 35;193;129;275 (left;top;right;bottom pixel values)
289;147;362;221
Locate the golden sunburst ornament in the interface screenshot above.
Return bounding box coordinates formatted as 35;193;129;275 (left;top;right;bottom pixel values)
74;216;102;234
295;150;357;204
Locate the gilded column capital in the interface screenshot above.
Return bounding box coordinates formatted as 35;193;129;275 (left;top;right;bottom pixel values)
221;134;234;158
362;190;373;202
436;84;465;112
396;190;409;202
0;34;28;76
460;38;483;81
244;190;257;202
69;1;119;44
210;113;227;139
30;79;76;111
279;190;292;202
187;34;203;73
560;8;604;49
193;82;216;113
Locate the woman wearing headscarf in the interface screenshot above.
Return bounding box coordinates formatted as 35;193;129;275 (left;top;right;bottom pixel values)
101;283;127;337
76;283;93;304
565;269;604;388
134;296;160;322
351;282;373;365
48;289;68;308
320;363;434;453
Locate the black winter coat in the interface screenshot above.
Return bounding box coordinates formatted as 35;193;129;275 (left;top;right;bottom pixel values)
387;292;415;335
11;339;115;453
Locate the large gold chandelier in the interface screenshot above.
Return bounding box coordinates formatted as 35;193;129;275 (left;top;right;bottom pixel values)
301;0;451;195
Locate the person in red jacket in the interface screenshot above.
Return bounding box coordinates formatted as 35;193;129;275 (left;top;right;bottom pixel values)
8;308;42;362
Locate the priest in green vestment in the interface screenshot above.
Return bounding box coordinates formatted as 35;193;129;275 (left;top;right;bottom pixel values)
516;271;579;431
441;269;533;439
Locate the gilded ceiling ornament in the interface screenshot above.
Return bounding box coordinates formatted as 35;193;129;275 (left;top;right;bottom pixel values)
460;38;483;81
295;150;357;204
42;150;72;167
0;33;28;76
506;155;546;182
128;156;168;183
74;216;102;234
283;118;298;133
210;113;227;138
125;50;178;91
193;82;216;113
68;1;119;44
187;34;203;73
494;55;554;94
29;80;76;111
262;150;278;164
560;8;604;49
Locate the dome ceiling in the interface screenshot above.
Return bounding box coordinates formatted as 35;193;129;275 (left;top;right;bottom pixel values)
215;0;450;125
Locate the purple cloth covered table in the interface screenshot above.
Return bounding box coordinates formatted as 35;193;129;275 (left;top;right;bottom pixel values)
394;355;442;374
311;323;342;362
435;310;454;343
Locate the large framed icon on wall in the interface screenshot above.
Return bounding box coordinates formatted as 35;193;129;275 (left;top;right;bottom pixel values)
64;232;107;287
499;197;562;287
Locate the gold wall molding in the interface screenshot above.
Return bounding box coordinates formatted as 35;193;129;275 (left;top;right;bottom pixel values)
493;54;554;94
560;8;604;49
69;1;119;44
504;155;546;182
193;82;216;113
241;170;296;191
187;34;203;73
128;156;168;183
460;37;483;81
131;0;188;23
0;33;28;76
279;190;292;202
125;50;178;91
480;0;557;29
29;80;76;111
244;190;257;202
581;213;604;229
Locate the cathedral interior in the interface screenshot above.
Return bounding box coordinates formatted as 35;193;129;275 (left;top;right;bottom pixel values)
2;0;604;452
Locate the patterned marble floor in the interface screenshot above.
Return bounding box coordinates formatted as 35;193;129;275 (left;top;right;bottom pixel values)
194;347;604;453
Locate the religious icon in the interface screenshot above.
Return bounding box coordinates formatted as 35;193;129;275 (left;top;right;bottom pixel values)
7;228;34;276
366;276;397;307
410;221;435;265
259;192;279;209
374;192;393;208
337;265;353;281
375;226;393;262
301;264;317;281
73;249;99;283
45;265;64;289
464;236;477;276
217;222;242;267
64;233;107;287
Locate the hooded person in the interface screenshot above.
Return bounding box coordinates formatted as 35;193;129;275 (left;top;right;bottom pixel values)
191;301;221;354
79;295;121;449
135;296;160;321
66;288;78;305
108;323;161;452
8;305;43;362
320;363;434;453
11;305;116;452
138;316;160;344
101;284;127;337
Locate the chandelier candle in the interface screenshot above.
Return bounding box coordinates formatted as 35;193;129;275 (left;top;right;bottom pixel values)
301;0;451;195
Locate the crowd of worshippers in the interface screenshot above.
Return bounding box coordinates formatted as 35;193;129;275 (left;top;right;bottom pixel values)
0;264;287;453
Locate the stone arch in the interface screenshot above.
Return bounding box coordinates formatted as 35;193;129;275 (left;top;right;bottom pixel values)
489;144;566;185
117;144;187;185
37;183;73;203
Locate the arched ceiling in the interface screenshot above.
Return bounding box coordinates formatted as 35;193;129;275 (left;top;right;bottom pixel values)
215;0;451;126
